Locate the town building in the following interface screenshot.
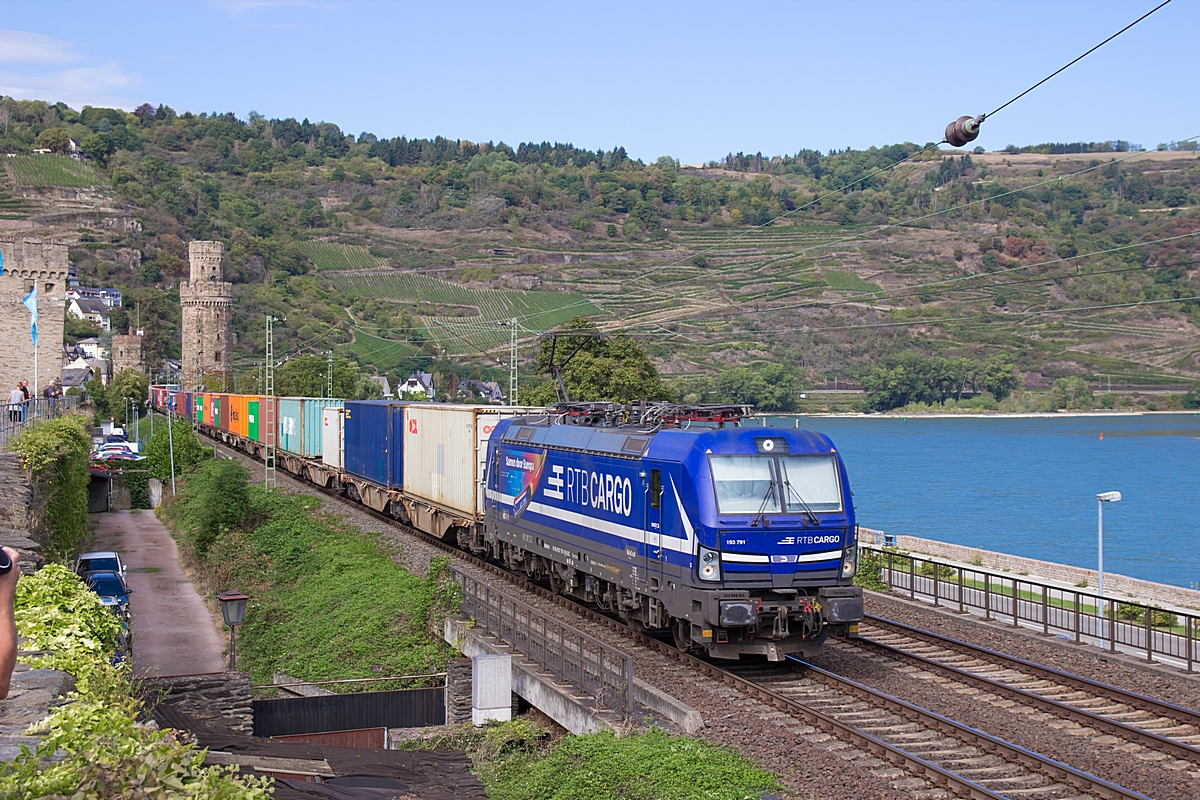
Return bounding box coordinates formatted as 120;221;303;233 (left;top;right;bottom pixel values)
111;328;147;375
67;297;110;331
398;371;435;400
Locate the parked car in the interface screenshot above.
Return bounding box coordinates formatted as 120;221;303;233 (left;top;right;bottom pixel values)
85;571;131;616
76;551;126;580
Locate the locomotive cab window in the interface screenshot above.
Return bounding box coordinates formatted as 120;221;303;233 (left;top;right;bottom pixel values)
650;469;661;509
778;455;842;513
709;456;780;515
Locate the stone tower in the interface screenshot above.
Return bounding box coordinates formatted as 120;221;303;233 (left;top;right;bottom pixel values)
0;237;67;396
111;329;147;375
179;241;233;390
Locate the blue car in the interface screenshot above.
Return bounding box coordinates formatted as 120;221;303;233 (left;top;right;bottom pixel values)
86;571;132;617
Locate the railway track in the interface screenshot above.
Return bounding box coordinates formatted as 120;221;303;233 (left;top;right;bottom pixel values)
853;615;1200;762
205;434;1158;800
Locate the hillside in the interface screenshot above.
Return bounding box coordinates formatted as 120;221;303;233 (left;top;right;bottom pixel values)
2;98;1198;407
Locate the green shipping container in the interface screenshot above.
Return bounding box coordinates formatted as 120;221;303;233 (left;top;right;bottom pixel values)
248;400;260;441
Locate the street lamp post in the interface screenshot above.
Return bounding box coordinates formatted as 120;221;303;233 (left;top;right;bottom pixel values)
1096;491;1121;602
216;590;250;671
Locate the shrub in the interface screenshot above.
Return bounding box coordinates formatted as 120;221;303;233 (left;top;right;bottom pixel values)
13;415;91;559
176;458;251;555
854;549;888;591
0;565;270;798
144;417;211;481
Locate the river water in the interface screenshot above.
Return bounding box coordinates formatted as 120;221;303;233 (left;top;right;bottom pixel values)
764;413;1200;589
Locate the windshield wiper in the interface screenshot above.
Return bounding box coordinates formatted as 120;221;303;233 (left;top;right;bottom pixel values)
780;465;820;527
750;476;777;528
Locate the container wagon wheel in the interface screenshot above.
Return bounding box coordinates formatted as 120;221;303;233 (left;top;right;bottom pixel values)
548;570;565;595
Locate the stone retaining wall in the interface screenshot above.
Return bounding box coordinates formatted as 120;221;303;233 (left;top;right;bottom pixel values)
143;672;253;736
443;658;471;725
891;535;1200;612
0;451;40;571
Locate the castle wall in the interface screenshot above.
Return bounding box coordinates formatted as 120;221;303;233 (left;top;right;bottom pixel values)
180;241;233;390
111;333;146;375
0;238;67;396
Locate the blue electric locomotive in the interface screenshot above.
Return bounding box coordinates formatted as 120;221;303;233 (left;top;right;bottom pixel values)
483;407;863;660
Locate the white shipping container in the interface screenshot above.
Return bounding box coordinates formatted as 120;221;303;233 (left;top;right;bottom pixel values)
402;405;543;517
322;406;344;470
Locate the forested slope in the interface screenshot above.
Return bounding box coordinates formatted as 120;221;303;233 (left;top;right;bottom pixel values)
2;98;1197;408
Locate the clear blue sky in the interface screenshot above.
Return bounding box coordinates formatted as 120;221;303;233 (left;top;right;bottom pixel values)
1;1;1194;163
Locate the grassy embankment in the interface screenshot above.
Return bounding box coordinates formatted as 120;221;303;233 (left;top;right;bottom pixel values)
157;456;458;689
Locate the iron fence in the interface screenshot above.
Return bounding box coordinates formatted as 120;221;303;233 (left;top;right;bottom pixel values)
0;397;80;449
453;569;634;718
861;545;1200;672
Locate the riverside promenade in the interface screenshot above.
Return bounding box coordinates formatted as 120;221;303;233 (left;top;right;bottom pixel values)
861;532;1200;674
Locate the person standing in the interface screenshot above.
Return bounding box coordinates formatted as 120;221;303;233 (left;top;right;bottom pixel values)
19;381;29;402
7;385;23;427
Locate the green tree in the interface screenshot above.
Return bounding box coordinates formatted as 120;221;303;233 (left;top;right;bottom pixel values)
1183;383;1200;410
181;459;251;556
527;317;669;404
273;354;363;398
83;377;110;418
144;418;211;482
1049;376;1093;410
978;354;1020;401
80;132;116;166
108;369;150;420
33;127;70;153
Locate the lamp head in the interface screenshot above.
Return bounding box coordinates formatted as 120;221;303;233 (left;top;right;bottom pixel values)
216;590;250;627
1097;491;1122;503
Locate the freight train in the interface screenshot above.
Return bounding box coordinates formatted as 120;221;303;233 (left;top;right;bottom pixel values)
152;389;863;660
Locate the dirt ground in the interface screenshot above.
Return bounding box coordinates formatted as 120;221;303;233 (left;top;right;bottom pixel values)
90;510;225;677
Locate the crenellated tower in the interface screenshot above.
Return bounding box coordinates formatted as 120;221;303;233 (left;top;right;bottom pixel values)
179;241;233;390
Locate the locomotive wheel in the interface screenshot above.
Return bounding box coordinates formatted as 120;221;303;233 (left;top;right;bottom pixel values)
671;618;693;653
548;570;565;595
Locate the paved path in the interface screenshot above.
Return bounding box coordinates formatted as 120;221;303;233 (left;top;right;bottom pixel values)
91;510;225;677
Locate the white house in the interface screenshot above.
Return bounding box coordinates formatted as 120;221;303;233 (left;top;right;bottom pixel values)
398;371;435;400
68;298;110;331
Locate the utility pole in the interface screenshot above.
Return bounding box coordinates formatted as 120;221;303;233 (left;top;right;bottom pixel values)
509;318;518;406
264;315;277;490
326;350;333;398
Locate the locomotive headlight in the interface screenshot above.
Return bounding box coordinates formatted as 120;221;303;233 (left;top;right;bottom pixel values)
841;546;858;579
698;546;721;582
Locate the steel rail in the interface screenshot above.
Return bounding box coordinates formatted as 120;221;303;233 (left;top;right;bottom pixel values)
865;614;1200;732
200;430;1150;800
784;655;1153;800
851;633;1200;763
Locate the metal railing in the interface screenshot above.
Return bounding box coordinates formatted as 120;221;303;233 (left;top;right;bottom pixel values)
453;569;634;718
0;397;80;449
861;545;1200;672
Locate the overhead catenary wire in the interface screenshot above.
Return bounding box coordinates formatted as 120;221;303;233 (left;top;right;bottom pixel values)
984;0;1173;121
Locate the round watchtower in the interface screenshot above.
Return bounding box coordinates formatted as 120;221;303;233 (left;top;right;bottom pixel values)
179;241;233;390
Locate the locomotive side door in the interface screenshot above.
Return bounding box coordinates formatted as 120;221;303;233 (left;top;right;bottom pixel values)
644;464;665;586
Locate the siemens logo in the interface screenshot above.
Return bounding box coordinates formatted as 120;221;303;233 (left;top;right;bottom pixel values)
551;467;633;517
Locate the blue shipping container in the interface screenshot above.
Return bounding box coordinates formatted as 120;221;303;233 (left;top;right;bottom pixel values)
278;398;344;458
343;400;407;487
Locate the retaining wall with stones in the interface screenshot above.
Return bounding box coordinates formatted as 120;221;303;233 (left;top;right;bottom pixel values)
891;534;1200;612
444;658;471;726
143;672;253;736
0;451;41;572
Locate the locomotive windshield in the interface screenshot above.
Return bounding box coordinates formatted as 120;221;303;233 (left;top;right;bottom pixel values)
778;456;843;512
709;456;780;514
709;454;842;515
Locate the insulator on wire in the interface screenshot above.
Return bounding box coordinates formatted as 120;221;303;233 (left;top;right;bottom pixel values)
944;114;985;148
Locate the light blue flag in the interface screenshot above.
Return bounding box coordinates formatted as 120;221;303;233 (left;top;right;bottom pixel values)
0;247;5;275
21;284;37;346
